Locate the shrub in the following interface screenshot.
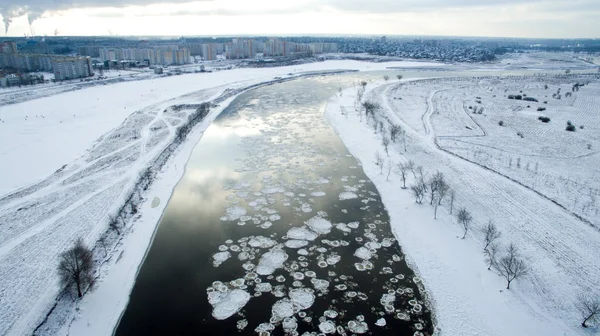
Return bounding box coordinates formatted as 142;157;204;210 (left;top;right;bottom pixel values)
517;132;524;138
538;116;551;123
498;120;504;126
580;125;584;129
566;124;576;132
537;107;546;111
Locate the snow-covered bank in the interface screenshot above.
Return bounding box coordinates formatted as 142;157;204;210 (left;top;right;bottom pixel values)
0;60;442;196
324;82;598;335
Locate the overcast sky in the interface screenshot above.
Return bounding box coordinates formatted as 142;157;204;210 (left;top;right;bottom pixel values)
2;0;599;38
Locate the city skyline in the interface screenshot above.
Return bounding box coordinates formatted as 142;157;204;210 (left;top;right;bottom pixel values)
1;0;600;39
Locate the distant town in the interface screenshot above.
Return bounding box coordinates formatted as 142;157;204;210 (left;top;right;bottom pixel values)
1;35;600;87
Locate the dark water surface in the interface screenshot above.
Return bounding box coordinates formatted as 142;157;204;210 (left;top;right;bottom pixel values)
118;69;549;335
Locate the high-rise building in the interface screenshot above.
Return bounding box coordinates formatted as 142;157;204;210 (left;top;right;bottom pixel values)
0;41;18;54
52;57;93;81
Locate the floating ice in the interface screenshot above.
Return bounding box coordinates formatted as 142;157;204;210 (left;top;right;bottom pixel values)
248;236;277;249
208;288;251;320
301;203;312;213
319;321;336;334
317;177;330;184
285;240;309;249
212;251;231;267
256;283;272;292
335;223;351;233
269;214;281;221
287;227;318;241
237;319;248;330
375;318;387;327
347;320;369;334
255;323;275;333
311;278;330;292
354;247;373;260
339;191;358;200
271;299;295;321
311;191;326;197
326;254;341;265
305;216;332;235
381;293;396;307
260;221;273;229
289;287;315;310
324;310;338;318
347;222;359;229
220;206;247;221
283;317;298;332
256;250;288;275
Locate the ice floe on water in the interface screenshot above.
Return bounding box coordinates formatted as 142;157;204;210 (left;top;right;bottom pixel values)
207;287;251;320
305;216;332;235
339;191;358;200
284;240;309;249
287;226;318;241
220;206;247;221
310;191;326;197
289;287;315;310
212;251;231;267
319;320;336;334
248;236;277;249
256;249;289;275
354;247;373;260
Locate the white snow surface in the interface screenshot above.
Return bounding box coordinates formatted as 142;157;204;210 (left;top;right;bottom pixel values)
325;80;600;336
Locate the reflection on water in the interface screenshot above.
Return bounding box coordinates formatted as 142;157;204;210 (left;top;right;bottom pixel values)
117;70;516;335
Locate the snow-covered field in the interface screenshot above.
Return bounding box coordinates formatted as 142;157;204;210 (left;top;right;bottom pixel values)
325;75;600;335
0;60;443;336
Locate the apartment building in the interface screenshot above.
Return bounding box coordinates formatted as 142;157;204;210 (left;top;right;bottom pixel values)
52;57;93;81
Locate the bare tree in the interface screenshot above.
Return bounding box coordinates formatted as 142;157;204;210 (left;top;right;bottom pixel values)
494;243;527;289
433;194;441;219
108;214;121;235
382;135;390;156
457;208;473;239
362;101;380;121
437;181;449;205
576;293;600;328
386;160;393;181
375;151;384;174
383;75;390;82
411;176;427;203
58;238;94;298
485;243;500;270
449;189;456;214
415;165;424;180
390;124;401;142
411;183;426;203
406;160;416;178
482;220;502;251
400;128;407;152
428;172;445;205
396;163;408;189
397;74;403;80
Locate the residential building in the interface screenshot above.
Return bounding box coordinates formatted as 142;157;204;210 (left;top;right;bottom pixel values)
1;41;18;54
52;57;93;81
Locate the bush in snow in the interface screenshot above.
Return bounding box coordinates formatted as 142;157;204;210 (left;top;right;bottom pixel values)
58;238;94;298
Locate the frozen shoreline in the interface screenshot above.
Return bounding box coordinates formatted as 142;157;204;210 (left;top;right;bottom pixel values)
324;80;598;335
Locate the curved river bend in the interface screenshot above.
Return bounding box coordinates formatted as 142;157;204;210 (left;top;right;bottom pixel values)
116;72;438;335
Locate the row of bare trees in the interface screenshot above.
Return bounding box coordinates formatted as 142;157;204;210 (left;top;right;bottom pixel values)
355;75;599;328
